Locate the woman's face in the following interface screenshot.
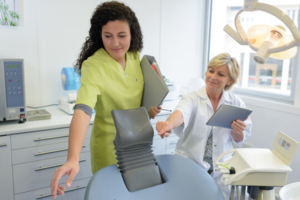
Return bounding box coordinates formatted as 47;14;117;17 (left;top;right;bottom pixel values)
101;20;131;62
205;65;233;92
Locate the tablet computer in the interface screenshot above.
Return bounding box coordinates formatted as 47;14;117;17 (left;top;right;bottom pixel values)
206;104;252;129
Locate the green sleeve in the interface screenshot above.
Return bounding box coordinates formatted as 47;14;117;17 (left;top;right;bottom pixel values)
75;61;101;109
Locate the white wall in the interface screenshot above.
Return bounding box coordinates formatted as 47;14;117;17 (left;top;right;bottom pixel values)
160;0;206;87
0;0;205;107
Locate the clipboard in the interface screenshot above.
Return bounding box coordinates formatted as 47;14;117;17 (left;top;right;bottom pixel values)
206;104;252;129
140;55;169;113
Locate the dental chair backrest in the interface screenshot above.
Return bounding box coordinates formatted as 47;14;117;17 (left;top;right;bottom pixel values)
272;131;299;166
112;107;162;192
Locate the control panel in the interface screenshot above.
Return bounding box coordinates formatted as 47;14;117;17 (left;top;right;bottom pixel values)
0;59;26;122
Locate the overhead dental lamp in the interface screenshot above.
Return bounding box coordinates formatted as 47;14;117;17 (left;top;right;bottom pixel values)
224;0;300;64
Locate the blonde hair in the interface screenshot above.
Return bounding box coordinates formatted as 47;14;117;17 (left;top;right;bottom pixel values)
206;53;240;91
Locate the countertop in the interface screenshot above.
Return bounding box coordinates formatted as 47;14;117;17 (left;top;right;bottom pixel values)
0;99;180;136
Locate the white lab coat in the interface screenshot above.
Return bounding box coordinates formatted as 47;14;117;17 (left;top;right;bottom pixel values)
173;86;252;199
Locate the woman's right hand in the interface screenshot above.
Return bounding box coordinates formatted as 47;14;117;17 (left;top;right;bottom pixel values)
51;160;79;199
156;121;172;139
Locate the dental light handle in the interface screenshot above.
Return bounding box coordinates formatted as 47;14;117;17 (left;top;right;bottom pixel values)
214;149;236;166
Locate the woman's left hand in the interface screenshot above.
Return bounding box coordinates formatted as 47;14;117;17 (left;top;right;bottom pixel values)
231;119;247;142
150;106;161;119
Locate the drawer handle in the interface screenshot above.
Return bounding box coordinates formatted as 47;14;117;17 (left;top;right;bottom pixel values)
34;134;69;142
35;159;86;171
170;141;177;145
36;185;86;199
0;143;7;147
34;145;86;156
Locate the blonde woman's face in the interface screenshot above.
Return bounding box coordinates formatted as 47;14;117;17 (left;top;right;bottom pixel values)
205;65;233;92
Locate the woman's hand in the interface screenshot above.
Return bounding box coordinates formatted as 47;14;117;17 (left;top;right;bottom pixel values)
51;160;79;199
231;119;247;143
150;106;161;119
156;121;172;139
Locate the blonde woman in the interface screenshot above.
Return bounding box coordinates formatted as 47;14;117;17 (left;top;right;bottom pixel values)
156;53;252;199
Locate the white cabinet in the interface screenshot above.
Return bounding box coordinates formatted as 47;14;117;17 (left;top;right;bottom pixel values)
0;135;14;200
10;125;93;199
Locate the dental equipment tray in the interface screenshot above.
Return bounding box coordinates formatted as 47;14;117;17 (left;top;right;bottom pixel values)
215;131;298;187
216;148;291;186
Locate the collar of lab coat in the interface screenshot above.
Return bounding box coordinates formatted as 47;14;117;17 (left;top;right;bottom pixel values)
197;86;233;106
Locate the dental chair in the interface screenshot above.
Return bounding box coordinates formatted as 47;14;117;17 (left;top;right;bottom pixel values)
84;107;224;200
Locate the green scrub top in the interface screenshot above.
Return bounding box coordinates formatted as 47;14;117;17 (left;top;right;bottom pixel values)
75;48;144;174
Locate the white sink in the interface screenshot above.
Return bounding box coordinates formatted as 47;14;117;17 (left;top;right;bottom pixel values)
280;182;300;200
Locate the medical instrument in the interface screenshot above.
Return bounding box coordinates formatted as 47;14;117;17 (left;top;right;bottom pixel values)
161;108;172;112
26;109;51;121
58;67;80;114
224;0;300;64
0;59;26;123
84;107;224;200
215;131;299;200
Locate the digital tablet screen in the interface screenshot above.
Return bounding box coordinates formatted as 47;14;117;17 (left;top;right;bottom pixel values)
206;104;252;129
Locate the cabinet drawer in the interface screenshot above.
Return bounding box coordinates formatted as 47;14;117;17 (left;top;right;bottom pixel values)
166;135;179;149
166;148;176;155
0;136;14;200
150;115;166;124
13;152;92;194
152;139;165;155
15;178;90;200
11;126;92;150
12;138;90;165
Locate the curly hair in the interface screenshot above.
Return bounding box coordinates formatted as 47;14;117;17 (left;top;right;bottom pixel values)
74;1;143;74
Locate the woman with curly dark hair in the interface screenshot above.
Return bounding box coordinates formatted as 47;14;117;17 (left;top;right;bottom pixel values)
51;2;160;198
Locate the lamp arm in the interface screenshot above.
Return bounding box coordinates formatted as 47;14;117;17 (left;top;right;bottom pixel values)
250;40;298;54
255;3;300;42
234;8;248;44
269;41;298;54
223;24;247;45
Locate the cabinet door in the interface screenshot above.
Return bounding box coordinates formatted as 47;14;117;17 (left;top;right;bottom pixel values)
0;136;14;200
152;139;165;155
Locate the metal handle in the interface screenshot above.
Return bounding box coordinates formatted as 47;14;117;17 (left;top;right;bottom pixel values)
35;159;86;171
36;186;86;199
34;146;86;156
0;143;7;147
34;134;69;142
170;141;177;145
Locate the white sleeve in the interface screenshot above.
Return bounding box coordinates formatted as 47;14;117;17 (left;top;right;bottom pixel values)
230;96;252;147
173;93;196;138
